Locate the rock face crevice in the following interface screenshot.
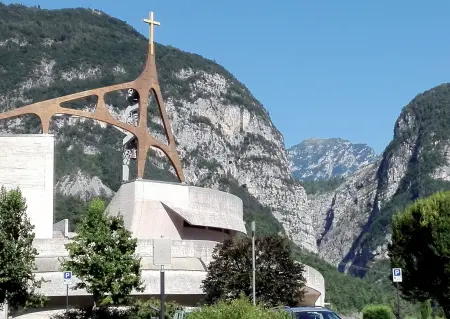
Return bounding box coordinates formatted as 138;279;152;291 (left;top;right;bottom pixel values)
310;162;379;266
316;194;336;247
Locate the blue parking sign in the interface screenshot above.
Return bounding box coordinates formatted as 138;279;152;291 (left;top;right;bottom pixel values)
63;271;72;284
392;268;402;282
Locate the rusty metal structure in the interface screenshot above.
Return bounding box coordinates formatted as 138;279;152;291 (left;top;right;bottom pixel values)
0;11;185;183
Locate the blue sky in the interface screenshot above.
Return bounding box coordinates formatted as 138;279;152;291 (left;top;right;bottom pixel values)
4;0;450;153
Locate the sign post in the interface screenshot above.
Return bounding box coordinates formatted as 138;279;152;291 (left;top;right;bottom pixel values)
63;271;72;317
153;238;172;319
251;221;256;306
392;268;402;319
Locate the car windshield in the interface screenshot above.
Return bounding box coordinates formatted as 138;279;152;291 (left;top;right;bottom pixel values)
294;310;341;319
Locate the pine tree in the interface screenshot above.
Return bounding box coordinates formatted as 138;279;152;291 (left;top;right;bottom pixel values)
0;186;46;311
202;235;306;307
62;198;144;307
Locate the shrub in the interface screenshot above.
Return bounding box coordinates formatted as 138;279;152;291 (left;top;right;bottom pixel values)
362;305;394;319
49;298;181;319
50;308;127;319
188;296;291;319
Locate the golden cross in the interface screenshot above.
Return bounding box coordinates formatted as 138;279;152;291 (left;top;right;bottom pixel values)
143;11;160;55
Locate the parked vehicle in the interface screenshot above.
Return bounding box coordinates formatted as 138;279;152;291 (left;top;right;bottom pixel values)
272;306;342;319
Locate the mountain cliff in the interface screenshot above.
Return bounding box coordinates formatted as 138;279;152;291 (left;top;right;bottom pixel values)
0;4;316;251
310;83;450;273
288;138;377;181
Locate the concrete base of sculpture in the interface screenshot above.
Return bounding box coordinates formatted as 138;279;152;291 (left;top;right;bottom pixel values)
0;135;54;239
105;180;247;240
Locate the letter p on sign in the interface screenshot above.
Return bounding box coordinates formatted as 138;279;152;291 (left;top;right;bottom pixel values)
392;268;402;282
63;271;72;285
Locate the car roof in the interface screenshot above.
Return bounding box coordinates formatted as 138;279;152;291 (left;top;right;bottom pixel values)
288;307;333;312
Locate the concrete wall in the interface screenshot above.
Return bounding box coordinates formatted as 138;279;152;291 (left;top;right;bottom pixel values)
53;219;68;237
0;135;54;239
36;269;207;297
302;264;325;306
32;237;219;298
106;180;246;240
33;238;219;265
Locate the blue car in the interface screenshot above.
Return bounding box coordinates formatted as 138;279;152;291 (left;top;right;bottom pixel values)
273;306;342;319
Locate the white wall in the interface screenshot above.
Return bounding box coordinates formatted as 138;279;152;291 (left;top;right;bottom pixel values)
0;135;54;239
106;180;247;240
303;264;326;306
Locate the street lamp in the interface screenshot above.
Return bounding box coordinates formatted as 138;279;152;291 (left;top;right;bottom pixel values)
251;220;256;306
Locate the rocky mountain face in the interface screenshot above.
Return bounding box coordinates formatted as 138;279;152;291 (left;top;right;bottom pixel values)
0;4;316;251
288;138;377;181
310;84;450;273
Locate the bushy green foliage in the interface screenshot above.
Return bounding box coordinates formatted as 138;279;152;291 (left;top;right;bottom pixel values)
0;186;47;311
53;124;124;192
300;177;345;195
202;235;305;307
388;294;420;319
50;308;129;319
389;191;450;318
54;194;110;231
129;299;182;319
62;199;144;306
54;195;88;230
188;296;292;319
420;300;432;319
49;299;181;319
362;305;393;319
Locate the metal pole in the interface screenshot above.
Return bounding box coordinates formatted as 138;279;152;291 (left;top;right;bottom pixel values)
160;265;165;319
251;221;256;306
396;282;400;319
66;284;69;318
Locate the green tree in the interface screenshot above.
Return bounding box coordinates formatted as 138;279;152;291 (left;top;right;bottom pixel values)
0;186;46;311
362;305;394;319
202;235;306;307
388;191;450;318
388;295;419;319
421;300;432;319
62;199;144;307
